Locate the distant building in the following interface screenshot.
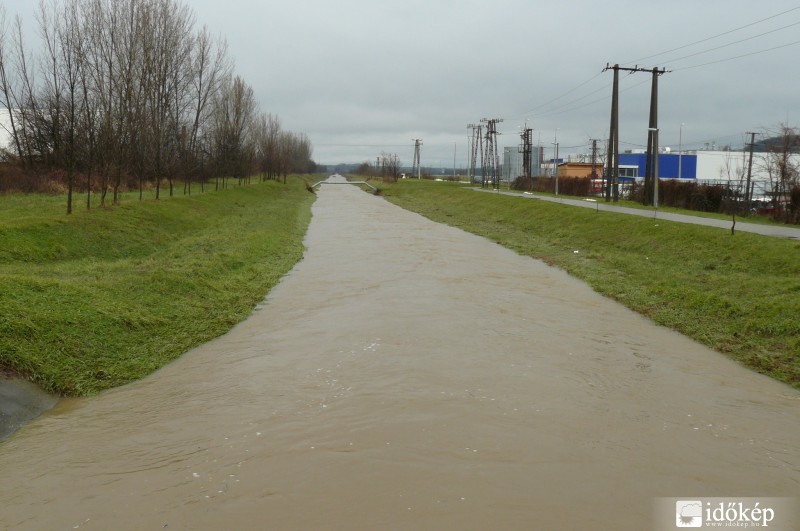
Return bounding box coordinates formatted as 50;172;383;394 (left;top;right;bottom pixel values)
0;108;17;153
503;145;542;181
557;162;602;179
617;152;697;180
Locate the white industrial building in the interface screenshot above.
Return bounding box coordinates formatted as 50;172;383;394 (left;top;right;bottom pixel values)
0;108;16;153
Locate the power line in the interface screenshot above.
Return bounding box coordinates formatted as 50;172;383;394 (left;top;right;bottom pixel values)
622;5;800;65
519;9;799;125
527;81;611;118
316;143;410;147
528;75;650;121
661;20;800;66
675;39;800;70
508;71;605;119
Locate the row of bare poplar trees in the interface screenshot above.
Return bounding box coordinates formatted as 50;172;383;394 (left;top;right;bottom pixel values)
0;0;314;212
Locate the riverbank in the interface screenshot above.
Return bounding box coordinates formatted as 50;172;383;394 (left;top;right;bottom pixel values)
0;178;315;397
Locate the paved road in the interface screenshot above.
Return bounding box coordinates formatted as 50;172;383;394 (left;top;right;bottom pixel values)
474;188;800;239
1;176;798;530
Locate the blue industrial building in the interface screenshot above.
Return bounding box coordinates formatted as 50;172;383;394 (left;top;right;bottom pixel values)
618;153;697;180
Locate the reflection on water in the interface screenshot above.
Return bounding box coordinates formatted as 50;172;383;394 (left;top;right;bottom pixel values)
1;176;798;530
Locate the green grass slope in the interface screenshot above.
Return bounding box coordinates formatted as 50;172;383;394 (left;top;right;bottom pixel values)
0;179;314;395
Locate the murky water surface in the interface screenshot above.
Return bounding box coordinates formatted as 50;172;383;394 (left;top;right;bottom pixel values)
1;177;798;529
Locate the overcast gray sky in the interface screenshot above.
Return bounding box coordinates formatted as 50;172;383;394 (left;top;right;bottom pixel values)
5;0;800;167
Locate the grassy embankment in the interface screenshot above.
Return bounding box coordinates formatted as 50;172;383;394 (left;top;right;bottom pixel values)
379;179;800;389
488;186;786;226
0;178;315;396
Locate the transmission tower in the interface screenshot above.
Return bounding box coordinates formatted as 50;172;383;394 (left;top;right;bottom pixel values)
467;124;482;184
520;124;533;179
412;138;423;179
481;118;503;190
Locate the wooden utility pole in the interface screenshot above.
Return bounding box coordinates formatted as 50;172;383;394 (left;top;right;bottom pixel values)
604;64;620;202
604;63;668;203
644;67;667;206
745;131;757;215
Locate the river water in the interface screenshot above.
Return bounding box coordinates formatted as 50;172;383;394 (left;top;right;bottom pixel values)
1;177;798;530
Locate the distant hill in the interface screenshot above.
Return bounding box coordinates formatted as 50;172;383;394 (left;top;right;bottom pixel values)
754;133;800;153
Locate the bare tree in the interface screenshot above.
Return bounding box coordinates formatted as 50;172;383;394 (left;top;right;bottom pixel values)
719;145;747;234
74;0;98;210
380;151;401;182
83;0;119;205
0;7;25;163
138;0;196;199
35;0;90;213
261;113;282;181
761;124;800;223
0;0;314;200
10;14;39;167
186;26;229;194
211;74;256;189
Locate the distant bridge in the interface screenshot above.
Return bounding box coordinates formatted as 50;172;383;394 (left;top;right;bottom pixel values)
311;180;378;192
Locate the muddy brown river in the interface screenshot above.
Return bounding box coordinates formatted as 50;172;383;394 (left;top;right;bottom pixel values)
1;176;798;530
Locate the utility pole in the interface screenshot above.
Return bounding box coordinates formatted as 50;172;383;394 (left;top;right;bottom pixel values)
520;123;533;180
412;139;423;179
467;124;482;185
552;129;559;195
745;131;758;214
589;139;599;193
643;67;667;206
481;118;503;190
453;142;457;179
604;64;620;202
603;63;668;203
649;127;660;208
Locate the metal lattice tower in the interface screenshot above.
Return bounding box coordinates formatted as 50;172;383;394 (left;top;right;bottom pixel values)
412;139;423;179
481;118;503;189
520;124;533;179
467;124;482;184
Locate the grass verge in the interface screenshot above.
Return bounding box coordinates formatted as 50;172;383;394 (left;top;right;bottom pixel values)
0;178;315;396
379;179;800;389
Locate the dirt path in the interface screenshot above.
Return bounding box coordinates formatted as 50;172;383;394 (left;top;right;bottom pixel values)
1;176;798;530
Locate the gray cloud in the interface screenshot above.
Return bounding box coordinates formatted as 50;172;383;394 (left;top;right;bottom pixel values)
5;0;798;166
